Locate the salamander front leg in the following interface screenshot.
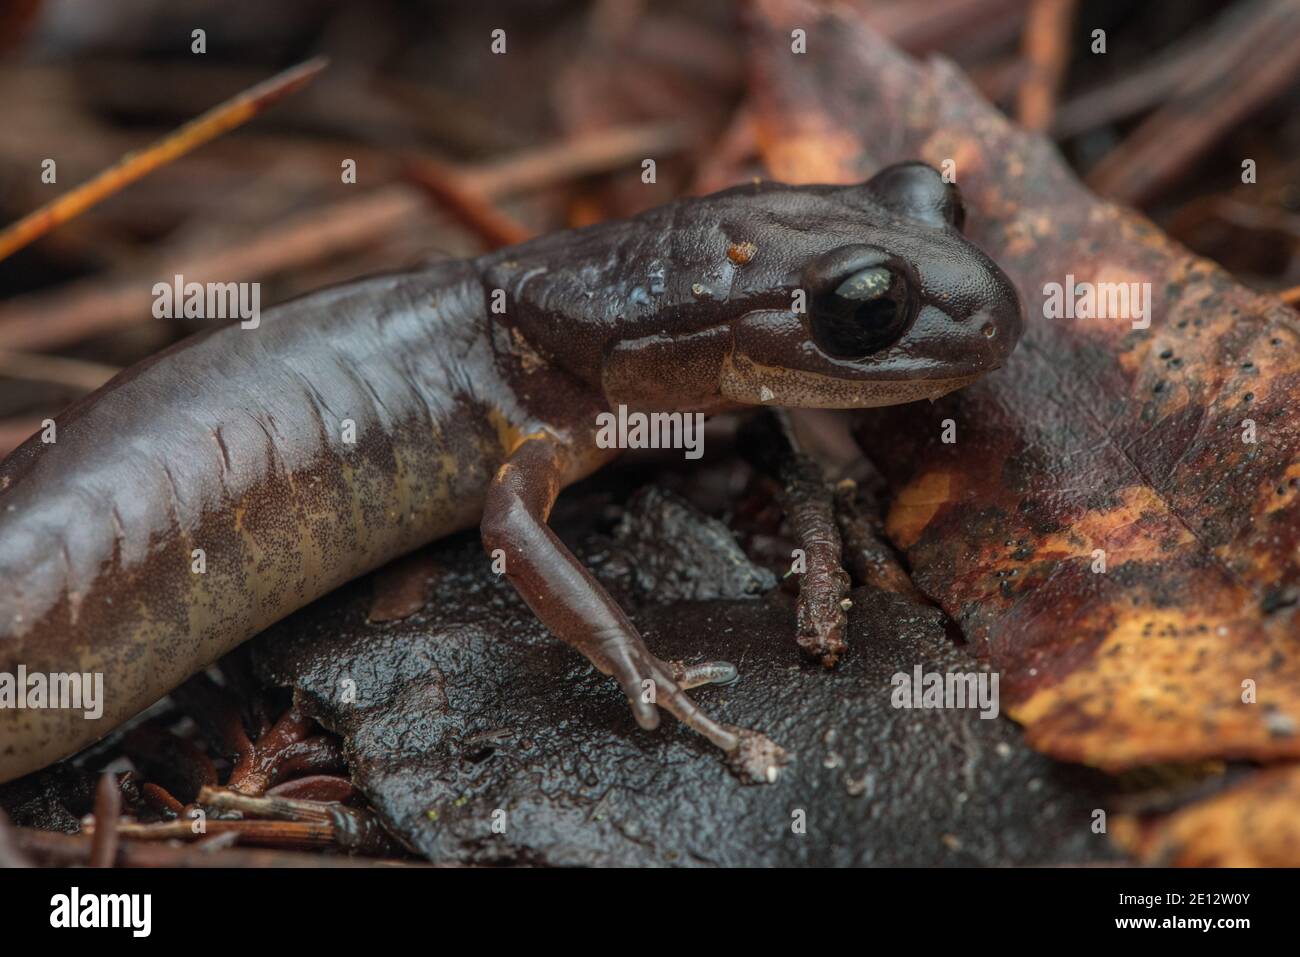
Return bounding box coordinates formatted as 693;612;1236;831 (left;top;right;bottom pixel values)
481;435;786;783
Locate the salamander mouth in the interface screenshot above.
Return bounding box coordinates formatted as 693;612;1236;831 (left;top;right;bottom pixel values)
720;353;981;408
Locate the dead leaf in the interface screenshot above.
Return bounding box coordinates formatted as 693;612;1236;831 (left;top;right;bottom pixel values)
1113;765;1300;866
744;0;1300;848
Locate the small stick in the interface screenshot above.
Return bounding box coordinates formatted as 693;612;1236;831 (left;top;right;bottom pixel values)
401;156;533;249
16;826;428;867
196;785;403;856
1016;0;1077;133
198;785;336;823
84;817;336;849
0;57;328;263
1086;0;1300;204
88;772;122;868
0;185;423;353
194;831;242;853
82;786;403;855
463;121;688;198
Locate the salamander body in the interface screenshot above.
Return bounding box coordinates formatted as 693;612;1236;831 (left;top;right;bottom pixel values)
0;163;1022;783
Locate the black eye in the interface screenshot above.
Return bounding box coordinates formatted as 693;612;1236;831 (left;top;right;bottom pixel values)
810;266;913;358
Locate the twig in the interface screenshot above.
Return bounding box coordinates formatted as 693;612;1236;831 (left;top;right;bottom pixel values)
401;156;533;249
402;118;688;250
196;784;402;855
199;785;338;823
463;121;689;198
0;184;425;353
194;831;242;853
79;786;402;855
1016;0;1076;133
88;772;122;867
1086;0;1300;204
0;57;328;263
1052;13;1230;138
15;826;430;867
87;818;336;849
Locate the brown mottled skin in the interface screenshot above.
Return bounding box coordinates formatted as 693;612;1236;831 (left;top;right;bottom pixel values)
0;163;1021;784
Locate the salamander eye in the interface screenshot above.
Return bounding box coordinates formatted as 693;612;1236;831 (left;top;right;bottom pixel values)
810;266;914;358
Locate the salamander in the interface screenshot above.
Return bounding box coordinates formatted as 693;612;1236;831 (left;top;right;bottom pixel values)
0;162;1022;784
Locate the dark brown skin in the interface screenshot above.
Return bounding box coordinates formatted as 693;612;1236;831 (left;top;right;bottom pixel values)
0;163;1022;784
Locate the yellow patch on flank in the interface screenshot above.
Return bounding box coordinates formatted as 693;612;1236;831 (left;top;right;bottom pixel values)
488;408;547;457
885;471;953;549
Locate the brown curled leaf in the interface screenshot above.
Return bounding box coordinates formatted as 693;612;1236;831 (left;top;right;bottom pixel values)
1112;763;1300;866
746;2;1300;775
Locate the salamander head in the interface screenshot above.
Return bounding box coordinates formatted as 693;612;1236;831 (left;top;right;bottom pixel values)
482;162;1023;412
711;162;1023;409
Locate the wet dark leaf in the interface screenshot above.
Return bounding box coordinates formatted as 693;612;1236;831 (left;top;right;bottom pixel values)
253;484;1119;866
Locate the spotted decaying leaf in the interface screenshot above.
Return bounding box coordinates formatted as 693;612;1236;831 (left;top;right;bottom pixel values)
745;0;1299;790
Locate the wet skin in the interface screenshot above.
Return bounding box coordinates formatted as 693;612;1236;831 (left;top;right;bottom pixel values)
0;163;1022;784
